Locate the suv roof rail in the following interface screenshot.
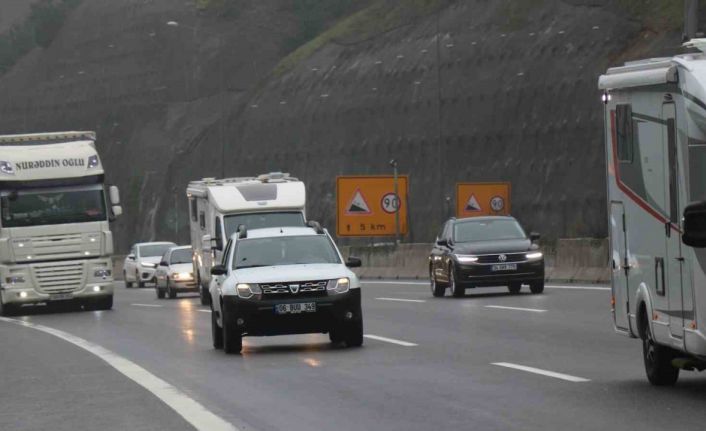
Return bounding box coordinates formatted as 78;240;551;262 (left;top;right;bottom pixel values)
307;220;325;234
237;224;247;239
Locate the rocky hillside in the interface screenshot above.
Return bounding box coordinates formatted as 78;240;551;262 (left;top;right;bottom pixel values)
0;0;685;250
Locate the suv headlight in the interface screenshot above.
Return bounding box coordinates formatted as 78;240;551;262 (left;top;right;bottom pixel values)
87;155;100;169
0;161;15;175
94;269;112;278
526;252;543;260
454;255;479;264
327;277;350;294
236;283;262;299
141;262;157;269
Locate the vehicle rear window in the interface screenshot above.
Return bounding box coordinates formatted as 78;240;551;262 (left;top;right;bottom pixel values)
140;244;174;257
453;219;526;242
170;249;192;264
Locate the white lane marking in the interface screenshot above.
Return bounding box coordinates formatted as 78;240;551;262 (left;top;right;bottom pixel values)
364;334;418;347
484;305;547;313
376;297;427;303
362;281;428;285
198;309;212;313
492;362;590;383
546;285;610;291
0;317;239;431
131;303;163;308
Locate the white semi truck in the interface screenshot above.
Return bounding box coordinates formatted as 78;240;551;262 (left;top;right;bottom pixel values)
0;132;122;315
187;172;306;305
598;39;706;385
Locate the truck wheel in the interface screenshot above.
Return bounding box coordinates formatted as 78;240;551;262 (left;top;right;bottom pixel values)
642;317;679;386
529;281;544;294
222;309;242;354
93;295;113;311
449;266;464;297
344;319;364;348
508;283;522;294
0;298;17;317
430;271;446;297
167;279;177;299
211;307;223;349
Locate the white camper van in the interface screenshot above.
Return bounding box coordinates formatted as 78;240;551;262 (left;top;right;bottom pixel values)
0;131;122;314
598;39;706;385
186;173;306;304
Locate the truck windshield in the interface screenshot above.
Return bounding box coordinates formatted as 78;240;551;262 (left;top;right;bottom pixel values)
453;219;527;242
224;212;305;237
233;235;341;269
170;249;192;264
0;188;107;228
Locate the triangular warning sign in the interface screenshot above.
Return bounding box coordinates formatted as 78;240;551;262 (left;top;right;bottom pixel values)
465;194;482;212
345;189;372;215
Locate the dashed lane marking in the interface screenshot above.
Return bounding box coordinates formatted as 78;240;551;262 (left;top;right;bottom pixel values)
364;334;418;347
362;281;610;291
131;303;163;308
0;317;240;431
376;297;427;303
484;305;547;313
546;285;610;291
198;309;212;313
492;362;590;383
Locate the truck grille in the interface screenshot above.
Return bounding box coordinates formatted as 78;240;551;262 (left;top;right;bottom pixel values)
261;280;328;298
32;261;85;294
30;233;85;258
476;253;527;264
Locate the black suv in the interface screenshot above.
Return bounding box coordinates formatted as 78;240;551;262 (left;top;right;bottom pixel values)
429;216;544;297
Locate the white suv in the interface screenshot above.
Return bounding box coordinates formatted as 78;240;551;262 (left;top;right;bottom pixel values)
123;242;176;287
209;224;363;354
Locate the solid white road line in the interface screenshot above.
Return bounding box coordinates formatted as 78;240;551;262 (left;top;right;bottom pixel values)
364;334;418;347
198;309;212;313
362;281;610;291
131;303;163;308
362;281;428;285
492;362;590;383
376;297;427;303
545;285;610;291
0;317;239;431
484;305;547;313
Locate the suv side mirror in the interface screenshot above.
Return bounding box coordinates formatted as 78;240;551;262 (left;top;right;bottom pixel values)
530;232;541;242
436;238;449;247
211;264;227;276
127;254;136;261
346;257;362;268
683;201;706;247
160;261;168;267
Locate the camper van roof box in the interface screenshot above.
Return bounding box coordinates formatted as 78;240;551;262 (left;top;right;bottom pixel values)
257;172;296;183
0;131;96;145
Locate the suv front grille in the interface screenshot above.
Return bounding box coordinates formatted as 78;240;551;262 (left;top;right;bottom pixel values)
261;280;328;298
476;253;527;264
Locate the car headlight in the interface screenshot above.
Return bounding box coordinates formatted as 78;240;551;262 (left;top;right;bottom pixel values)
87;155;100;169
94;269;112;278
526;252;543;260
5;275;25;285
0;161;15;175
327;277;350;294
141;262;157;269
455;255;479;264
236;283;262;299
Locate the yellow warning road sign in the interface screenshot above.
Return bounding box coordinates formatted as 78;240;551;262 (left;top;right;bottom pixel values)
456;183;511;218
337;176;409;237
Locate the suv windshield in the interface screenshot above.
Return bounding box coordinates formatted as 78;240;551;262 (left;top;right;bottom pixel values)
140;244;174;257
1;187;107;228
170;249;192;264
454;219;526;242
233;235;341;269
224;212;305;238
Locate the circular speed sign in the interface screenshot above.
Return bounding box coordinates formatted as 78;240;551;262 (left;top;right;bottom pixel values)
381;193;401;214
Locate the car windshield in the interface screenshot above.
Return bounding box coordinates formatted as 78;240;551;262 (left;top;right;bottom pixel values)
0;187;107;228
170;249;192;264
233;235;341;269
224;212;305;238
140;244;174;257
453;219;527;242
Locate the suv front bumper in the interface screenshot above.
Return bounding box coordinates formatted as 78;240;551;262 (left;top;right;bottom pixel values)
455;259;545;287
222;289;362;336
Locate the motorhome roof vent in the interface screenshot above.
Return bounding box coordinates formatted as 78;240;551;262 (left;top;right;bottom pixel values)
257;172;291;183
684;38;706;53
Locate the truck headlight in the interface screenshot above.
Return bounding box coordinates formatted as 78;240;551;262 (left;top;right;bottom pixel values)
455;255;479;264
0;161;15;175
526;252;543;260
5;276;25;285
327;277;350;294
236;283;261;299
141;262;157;269
87;155;100;169
94;269;112;278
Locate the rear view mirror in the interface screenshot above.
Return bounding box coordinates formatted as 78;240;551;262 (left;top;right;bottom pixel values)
109;185;121;205
530;232;541;242
346;257;362;268
112;205;123;218
436;238;449;247
211;265;227;276
160;261;168;267
201;234;212;251
127;254;135;261
683;201;706;247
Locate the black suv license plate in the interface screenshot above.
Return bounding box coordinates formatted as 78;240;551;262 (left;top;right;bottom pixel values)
491;264;517;272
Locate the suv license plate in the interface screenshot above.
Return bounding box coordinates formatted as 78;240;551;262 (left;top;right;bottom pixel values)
275;303;316;315
49;293;74;301
491;264;517;272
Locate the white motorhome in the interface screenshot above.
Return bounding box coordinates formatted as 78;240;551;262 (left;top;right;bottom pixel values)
186;172;306;304
0;131;122;314
598;39;706;385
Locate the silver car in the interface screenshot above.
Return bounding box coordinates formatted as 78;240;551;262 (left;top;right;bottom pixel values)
154;246;198;299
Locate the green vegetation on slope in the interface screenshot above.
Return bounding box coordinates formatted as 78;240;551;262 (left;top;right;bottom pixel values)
274;0;449;76
0;0;81;74
617;0;683;31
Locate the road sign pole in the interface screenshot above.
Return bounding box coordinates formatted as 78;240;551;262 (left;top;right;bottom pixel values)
391;161;400;246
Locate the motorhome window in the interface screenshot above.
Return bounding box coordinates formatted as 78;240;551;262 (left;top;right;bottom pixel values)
616;104;634;162
199;211;206;230
170;249;192;264
190;199;198;222
0;188;107;228
233;235;341;269
223;212;305;237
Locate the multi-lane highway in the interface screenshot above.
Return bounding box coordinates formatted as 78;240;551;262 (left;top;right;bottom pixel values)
2;281;705;431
